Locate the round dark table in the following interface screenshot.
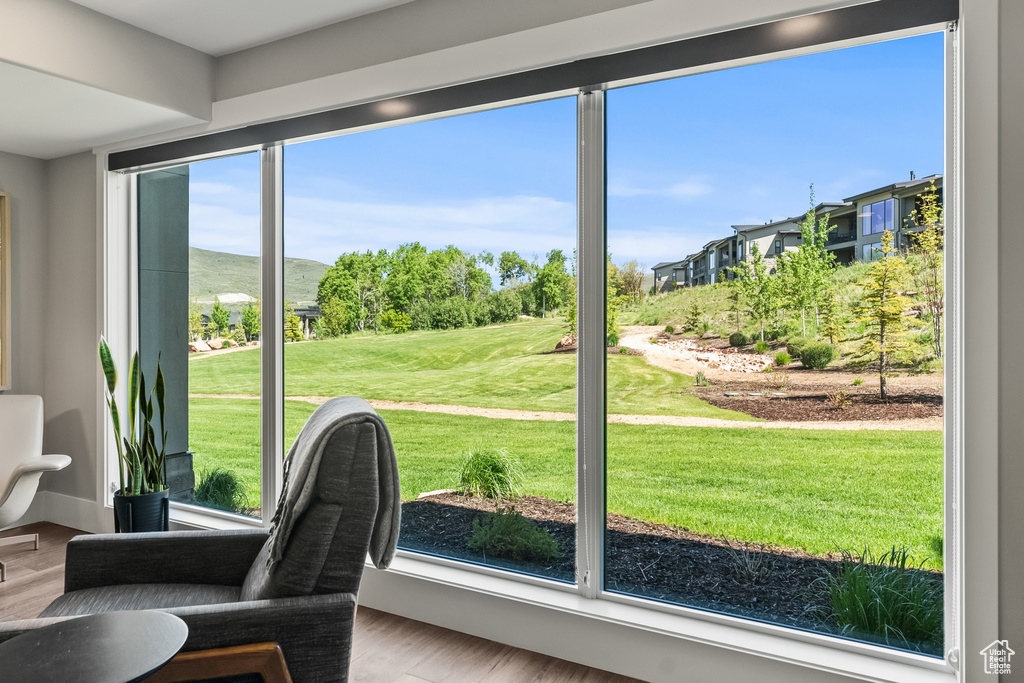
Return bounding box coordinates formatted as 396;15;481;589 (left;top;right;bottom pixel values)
0;610;188;683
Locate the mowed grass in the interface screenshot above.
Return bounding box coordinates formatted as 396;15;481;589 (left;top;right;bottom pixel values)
187;320;755;420
191;398;943;567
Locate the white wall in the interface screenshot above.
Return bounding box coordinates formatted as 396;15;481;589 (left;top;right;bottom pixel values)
0;150;49;398
40;152;99;508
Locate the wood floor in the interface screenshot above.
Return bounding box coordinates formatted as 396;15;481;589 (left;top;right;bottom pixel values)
0;523;642;682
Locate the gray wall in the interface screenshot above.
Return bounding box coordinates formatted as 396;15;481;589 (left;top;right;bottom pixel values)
41;152;98;502
0;150;49;399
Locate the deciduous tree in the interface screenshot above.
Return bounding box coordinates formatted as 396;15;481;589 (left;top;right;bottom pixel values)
856;231;912;401
907;180;944;358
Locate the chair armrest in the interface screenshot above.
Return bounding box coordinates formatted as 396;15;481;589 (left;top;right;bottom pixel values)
64;529;269;592
167;592;357;683
25;454;72;473
0;616;75;646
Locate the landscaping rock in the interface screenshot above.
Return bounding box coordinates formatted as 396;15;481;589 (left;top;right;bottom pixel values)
555;334;577;350
207;338;224;350
188;341;211;353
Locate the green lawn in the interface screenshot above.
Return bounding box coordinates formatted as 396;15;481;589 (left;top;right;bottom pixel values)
187;320;755;420
190;398;943;568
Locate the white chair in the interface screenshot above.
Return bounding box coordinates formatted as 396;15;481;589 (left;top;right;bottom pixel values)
0;395;71;581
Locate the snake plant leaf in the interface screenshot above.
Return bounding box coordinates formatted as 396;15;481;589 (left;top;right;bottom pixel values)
128;352;140;443
98;337;117;395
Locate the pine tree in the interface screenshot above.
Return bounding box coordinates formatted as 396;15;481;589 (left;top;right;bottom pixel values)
856;231;912;401
819;288;844;345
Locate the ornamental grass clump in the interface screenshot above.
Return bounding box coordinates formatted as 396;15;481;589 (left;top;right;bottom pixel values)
823;546;943;652
458;449;523;500
194;468;245;513
468;507;561;563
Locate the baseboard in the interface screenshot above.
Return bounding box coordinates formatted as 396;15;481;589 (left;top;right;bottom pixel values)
37;491;113;534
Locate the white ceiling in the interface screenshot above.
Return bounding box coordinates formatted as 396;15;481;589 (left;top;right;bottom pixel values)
0;60;204;159
68;0;417;56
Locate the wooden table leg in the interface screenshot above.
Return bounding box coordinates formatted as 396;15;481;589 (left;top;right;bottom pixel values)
142;642;292;683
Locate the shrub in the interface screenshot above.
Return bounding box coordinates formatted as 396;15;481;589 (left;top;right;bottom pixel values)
458;449;523;500
728;332;749;347
785;336;810;360
852;378;864;386
232;326;247;346
194;468;245;513
800;342;838;369
754;340;770;354
379;309;412;333
774;352;792;367
487;289;522;323
826;389;850;409
694;371;710;387
467;301;491;327
469;507;561;563
408;299;433;331
606;331;619;347
664;325;676;334
432;298;470;330
823;547;943;651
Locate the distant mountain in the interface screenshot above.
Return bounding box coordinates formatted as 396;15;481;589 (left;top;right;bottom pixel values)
189;246;330;308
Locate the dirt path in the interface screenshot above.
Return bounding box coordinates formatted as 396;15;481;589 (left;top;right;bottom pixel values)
189;394;940;431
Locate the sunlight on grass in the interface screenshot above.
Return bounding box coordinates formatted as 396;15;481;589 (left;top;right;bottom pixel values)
188;319;752;419
192;398;942;567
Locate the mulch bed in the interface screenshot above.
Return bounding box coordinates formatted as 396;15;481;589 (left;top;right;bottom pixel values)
399;493;943;656
693;381;943;421
402;494;842;627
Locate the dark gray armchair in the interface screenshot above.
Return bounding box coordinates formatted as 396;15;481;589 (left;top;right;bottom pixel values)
0;397;401;683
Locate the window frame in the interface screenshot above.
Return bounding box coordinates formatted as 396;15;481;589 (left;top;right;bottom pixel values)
100;15;964;682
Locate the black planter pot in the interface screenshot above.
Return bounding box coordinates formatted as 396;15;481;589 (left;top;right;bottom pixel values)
113;489;170;532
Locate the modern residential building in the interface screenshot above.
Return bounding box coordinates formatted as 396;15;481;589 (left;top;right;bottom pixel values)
0;3;1017;683
653;174;945;286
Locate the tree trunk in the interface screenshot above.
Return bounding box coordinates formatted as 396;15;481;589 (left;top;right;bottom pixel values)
760;318;764;341
879;320;887;401
801;309;806;337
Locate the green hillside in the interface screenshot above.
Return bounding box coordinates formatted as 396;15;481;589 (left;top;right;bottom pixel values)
189;246;329;307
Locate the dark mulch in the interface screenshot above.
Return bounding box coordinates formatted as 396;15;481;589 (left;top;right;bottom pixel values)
398;494;943;655
694;381;943;421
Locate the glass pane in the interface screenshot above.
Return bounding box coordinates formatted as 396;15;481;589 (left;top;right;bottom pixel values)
885;197;895;232
871;201;885;234
140;153;263;518
282;98;577;582
606;33;944;655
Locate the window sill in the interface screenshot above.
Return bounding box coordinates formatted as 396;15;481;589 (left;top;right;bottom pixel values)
361;553;955;683
166;500;265;531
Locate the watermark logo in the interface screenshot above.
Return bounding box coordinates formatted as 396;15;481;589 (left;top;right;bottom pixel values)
980;640;1014;675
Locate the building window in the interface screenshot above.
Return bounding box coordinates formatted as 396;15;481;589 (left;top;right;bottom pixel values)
862;241;883;262
861;198;896;236
774;239;782;254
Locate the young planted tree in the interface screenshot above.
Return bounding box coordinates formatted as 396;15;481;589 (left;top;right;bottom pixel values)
684;301;704;333
856;231;912;401
210;296;230;338
731;242;781;341
533;249;571;317
285;306;304;342
819;288;844;345
241;299;260;341
908;180;944;358
727;281;744;333
188;297;205;341
778;188;837;336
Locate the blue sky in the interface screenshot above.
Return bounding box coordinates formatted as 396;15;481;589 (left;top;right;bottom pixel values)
188;32;944;270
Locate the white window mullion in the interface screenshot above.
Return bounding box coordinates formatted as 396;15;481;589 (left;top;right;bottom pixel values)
260;145;285;527
576;88;606;599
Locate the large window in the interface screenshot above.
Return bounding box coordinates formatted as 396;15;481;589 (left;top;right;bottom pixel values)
279;98;578;581
138;153;263;519
862;198;896;235
125;17;952;673
606;33;944;656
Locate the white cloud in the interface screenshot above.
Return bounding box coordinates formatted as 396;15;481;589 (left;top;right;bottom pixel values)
608;176;713;200
281;194;577;264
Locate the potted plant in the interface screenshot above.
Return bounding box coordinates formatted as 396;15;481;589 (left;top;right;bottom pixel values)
99;337;169;532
